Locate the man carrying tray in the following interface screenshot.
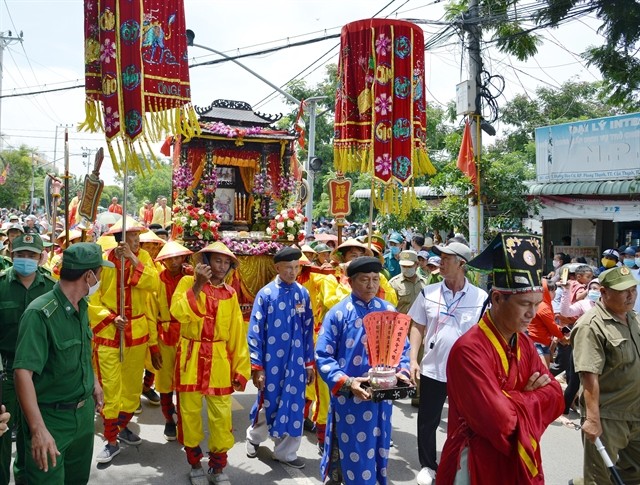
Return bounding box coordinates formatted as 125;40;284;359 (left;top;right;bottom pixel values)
316;256;410;485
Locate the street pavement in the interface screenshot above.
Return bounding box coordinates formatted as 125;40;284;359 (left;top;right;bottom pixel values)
10;383;583;484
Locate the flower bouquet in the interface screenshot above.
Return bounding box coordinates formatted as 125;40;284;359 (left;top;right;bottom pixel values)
220;237;285;256
172;201;220;249
266;207;307;243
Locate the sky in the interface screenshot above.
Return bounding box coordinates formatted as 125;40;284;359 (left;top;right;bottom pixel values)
0;0;605;186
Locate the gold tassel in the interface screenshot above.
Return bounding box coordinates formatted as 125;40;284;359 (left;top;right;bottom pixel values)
143;137;159;170
115;139;126;175
107;141;120;176
79;99;101;133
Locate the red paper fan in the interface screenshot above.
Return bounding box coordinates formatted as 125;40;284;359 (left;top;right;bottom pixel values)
363;311;411;369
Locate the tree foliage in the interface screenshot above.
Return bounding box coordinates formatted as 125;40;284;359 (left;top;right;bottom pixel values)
447;0;640;108
536;0;640;107
0;146;37;209
101;158;173;213
127;159;173;207
499;80;620;154
99;185;123;209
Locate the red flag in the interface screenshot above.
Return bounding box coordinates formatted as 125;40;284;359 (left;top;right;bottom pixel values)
294;100;306;149
0;164;8;185
457;120;477;189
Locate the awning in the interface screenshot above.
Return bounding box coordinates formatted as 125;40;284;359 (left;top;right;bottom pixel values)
536;196;640;222
528;179;640;196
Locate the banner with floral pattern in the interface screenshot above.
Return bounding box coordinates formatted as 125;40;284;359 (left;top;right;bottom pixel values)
333;19;436;215
82;0;200;175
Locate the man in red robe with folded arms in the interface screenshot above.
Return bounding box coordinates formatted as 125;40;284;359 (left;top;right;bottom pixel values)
437;233;564;485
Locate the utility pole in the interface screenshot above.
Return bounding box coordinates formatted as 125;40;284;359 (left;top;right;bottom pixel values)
303;96;326;236
0;31;24;151
466;0;484;255
82;147;97;174
53;124;71;173
29;150;35;213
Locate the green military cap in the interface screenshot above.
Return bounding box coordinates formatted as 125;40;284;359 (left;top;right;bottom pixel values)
62;242;115;270
311;242;331;253
599;266;638;291
12;233;44;254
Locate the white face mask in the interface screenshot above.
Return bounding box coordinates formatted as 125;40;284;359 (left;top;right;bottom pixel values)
401;266;416;278
552;260;561;269
86;271;101;297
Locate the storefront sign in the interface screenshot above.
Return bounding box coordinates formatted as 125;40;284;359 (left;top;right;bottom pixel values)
537;196;640;222
535;112;640;182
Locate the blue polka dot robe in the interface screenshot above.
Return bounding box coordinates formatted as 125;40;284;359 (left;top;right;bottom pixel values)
248;276;315;439
316;294;411;484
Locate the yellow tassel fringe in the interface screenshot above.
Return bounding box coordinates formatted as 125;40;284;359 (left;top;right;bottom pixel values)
80;101;201;177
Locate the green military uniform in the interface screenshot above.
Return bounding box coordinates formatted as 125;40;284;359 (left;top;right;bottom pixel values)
572;298;640;485
418;267;443;286
13;242;113;485
0;255;10;272
14;284;95;484
0;266;55;485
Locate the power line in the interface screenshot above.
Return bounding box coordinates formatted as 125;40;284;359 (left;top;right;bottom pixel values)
189;33;341;69
0;84;84;99
2;2;60;124
0;2;605;105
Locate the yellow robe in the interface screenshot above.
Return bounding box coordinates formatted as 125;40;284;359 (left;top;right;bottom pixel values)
89;248;159;418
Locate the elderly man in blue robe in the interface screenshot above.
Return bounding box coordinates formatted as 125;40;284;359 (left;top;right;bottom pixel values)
316;256;411;485
245;246;315;469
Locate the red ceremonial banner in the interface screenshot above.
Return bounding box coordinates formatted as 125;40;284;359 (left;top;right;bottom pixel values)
82;0;200;174
334;19;435;186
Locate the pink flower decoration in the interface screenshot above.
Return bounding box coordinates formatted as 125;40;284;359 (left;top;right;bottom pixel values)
375;34;391;56
100;38;116;64
104;107;120;132
375;93;392;116
375;154;392;176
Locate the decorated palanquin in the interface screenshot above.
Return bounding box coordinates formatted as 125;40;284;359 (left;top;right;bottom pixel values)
168;99;301;319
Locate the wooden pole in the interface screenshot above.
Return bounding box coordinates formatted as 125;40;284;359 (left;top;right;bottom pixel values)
64;129;70;248
119;159;128;362
367;176;375;248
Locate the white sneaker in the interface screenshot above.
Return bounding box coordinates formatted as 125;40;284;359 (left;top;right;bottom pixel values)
189;467;208;485
95;443;120;464
245;440;258;458
416;467;436;485
208;471;231;484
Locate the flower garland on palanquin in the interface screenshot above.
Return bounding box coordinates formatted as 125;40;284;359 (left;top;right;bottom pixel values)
266;207;307;242
172;163;220;249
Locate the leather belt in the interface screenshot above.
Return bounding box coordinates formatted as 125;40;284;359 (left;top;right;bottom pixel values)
39;399;86;411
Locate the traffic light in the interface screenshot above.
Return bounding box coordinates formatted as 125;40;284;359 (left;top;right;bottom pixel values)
309;156;323;172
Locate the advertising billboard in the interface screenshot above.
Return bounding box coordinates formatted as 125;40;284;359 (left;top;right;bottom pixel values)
535;112;640;183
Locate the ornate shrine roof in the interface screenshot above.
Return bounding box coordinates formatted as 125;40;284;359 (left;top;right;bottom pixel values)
192;99;296;142
195;99;282;127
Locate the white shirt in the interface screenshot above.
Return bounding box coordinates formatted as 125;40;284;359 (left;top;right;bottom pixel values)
408;279;487;382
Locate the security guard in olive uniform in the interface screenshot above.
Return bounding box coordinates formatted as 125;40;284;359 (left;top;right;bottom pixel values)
0;232;55;485
13;243;112;484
